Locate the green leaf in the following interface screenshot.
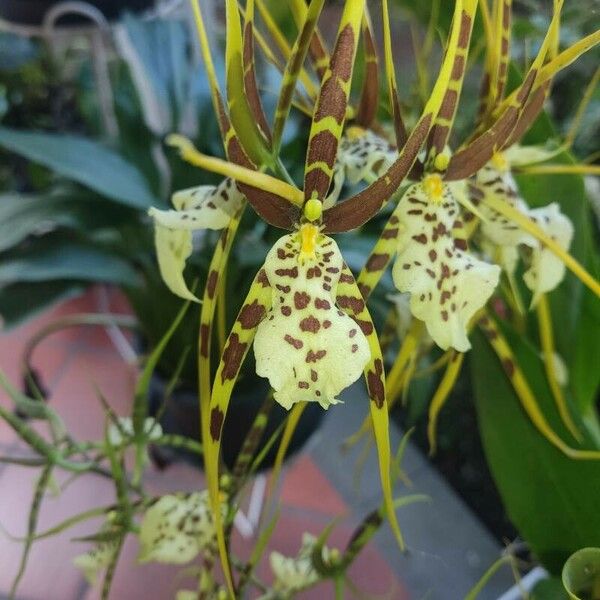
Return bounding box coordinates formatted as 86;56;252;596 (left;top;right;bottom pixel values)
0;280;84;329
0;127;159;209
119;14;192;130
562;548;600;600
0;239;138;286
471;326;600;575
0;191;137;252
532;577;569;600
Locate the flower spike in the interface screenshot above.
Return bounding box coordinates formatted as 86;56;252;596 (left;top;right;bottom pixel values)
271;0;326;153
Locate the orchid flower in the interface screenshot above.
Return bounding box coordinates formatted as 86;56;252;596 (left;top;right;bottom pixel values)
72;515;121;586
175;0;480;588
138;491;223;564
73;539;119;585
327;127;398;206
472;152;574;306
260;533;335;599
148;177;244;301
254;223;371;410
391;174;501;352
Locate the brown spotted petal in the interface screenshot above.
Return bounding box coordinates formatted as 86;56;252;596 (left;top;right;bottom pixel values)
150;178;243;231
391;180;500;352
148;178;244;301
474;161;536;248
473;157;573;305
73;538;118;585
254;233;370;409
325;128;397;207
524;203;573;306
138;492;222;564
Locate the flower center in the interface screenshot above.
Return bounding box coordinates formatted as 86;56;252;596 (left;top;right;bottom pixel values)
422;174;444;204
345;125;366;141
491;152;509;172
299;223;320;262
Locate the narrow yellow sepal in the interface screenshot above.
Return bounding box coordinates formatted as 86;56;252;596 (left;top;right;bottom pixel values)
166;135;304;206
427;351;465;455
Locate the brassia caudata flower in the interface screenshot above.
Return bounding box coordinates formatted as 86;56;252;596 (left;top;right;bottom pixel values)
148;177;243;301
327;126;398;206
73;539;119;585
260;533;335;599
472;152;574;306
138;491;223;564
254;222;370;409
179;0;479;587
72;514;121;586
391;174;501;351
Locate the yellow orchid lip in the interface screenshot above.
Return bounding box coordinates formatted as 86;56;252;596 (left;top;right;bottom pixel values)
299;223;320;262
490;152;509;172
345;125;367;141
422;174;445;203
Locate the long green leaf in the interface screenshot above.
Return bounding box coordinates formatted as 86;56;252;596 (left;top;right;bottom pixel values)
0;192;135;253
471;327;600;575
0;240;138;286
0;127;159;208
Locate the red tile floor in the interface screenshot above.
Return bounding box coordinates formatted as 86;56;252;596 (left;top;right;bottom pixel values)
0;287;407;599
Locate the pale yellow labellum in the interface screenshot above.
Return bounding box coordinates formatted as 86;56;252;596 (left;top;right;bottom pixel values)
254;229;370;409
138;491;221;565
392;179;500;352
